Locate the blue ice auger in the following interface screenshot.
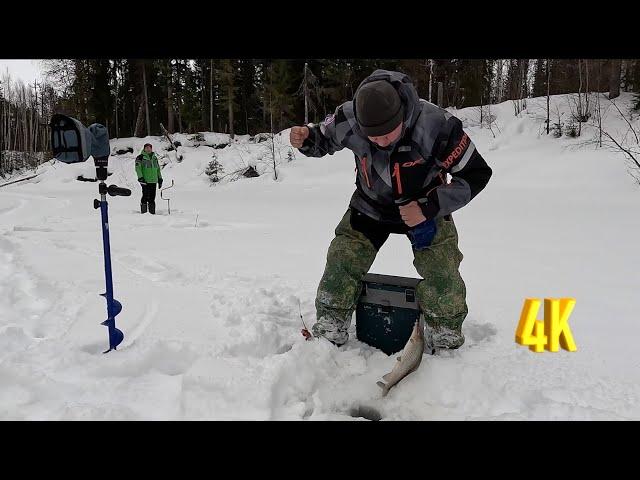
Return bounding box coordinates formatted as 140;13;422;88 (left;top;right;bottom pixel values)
50;114;131;353
95;182;129;352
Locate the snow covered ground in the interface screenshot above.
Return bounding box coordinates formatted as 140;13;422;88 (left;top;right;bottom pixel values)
1;93;639;420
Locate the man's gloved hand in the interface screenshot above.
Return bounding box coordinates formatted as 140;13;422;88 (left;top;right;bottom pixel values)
138;177;146;185
158;178;163;188
407;218;437;251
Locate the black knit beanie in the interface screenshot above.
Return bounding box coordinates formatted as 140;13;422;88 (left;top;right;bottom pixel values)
355;80;404;136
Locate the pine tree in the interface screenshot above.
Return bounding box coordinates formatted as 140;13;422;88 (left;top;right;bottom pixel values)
609;59;621;99
219;59;240;137
88;59;112;128
181;60;205;132
631;59;640;110
237;59;262;134
262;60;296;133
457;59;491;108
0;78;5;151
532;59;547;98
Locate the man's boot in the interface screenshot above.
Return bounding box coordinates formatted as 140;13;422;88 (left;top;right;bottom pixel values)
148;202;156;215
141;202;148;214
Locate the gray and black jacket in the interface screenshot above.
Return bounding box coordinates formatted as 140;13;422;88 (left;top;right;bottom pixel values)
298;69;492;224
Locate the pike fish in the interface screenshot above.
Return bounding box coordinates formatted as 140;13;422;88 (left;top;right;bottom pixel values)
377;317;425;397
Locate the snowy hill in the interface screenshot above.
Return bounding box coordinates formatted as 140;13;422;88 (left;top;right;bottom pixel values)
1;92;639;420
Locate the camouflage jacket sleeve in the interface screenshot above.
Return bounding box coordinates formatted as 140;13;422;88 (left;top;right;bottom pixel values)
418;115;492;220
297;105;346;157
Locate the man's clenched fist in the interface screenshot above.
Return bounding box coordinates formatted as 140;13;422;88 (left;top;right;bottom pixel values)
399;201;427;227
290;126;310;148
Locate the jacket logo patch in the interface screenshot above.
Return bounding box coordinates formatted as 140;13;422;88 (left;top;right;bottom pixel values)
402;157;426;167
441;133;469;169
324;113;335;125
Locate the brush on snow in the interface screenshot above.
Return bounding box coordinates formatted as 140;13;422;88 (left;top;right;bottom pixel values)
298;298;312;340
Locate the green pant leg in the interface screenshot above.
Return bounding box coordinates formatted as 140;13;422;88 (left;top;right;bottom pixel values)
314;210;379;345
412;215;469;349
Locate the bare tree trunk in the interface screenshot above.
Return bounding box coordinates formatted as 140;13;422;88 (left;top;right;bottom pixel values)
546;59;551;135
142;62;151;137
32;81;37;152
520;59;528;111
200;66;206;132
495;59;503;103
578;59;583;136
597;59;603;147
209;59;213;132
1;89;5;154
428;59;434;102
7;95;11;151
1;83;3;155
22;86;28;152
133;60;146;137
167;84;173;134
228;84;234;139
609;59;621;99
6;102;9;153
40;83;45;153
272;128;277;180
13;97;19;151
262;81;268;129
34;83;39;152
134;104;145;138
166;61;174;134
115;77;119;138
584;59;591;119
585;58;590;97
303;62;309;124
269;89;274;134
452;75;460;108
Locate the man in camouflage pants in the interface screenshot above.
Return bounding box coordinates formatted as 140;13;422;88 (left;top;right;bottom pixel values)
290;70;492;350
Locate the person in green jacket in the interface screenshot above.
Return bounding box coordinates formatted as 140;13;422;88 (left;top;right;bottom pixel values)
135;143;163;214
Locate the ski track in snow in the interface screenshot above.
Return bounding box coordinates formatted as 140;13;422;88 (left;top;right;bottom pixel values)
1;94;640;420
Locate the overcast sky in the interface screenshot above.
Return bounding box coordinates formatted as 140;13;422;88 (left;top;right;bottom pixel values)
0;59;44;84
